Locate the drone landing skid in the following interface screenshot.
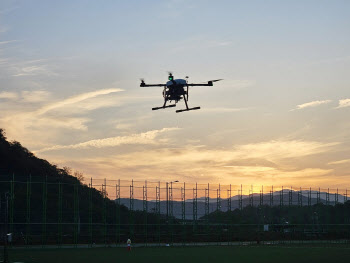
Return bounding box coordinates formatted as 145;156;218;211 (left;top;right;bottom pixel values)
176;106;200;113
152;104;176;111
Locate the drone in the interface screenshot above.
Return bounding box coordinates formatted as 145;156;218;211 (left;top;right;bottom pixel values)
140;73;222;113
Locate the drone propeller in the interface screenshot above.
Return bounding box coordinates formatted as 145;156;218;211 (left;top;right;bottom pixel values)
199;79;223;84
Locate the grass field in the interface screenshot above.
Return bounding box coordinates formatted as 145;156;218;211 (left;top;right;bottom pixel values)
4;245;350;263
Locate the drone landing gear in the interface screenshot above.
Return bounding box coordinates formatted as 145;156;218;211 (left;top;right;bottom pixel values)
152;104;176;111
176;107;200;113
176;96;200;113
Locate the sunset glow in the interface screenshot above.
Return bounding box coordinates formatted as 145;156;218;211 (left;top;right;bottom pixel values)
1;1;349;188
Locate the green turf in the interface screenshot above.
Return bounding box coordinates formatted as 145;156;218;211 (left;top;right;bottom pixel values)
6;245;350;263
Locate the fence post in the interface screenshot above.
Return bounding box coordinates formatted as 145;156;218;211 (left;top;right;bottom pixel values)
205;183;210;245
9;174;14;236
170;182;174;244
89;178;93;246
217;184;221;211
42;176;47;247
103;179;107;246
345;189;348;203
181;182;186;245
58;180;62;247
289;187;292;206
156;182;160;245
280;186;283;207
271;186;274;206
143;180;148;246
336;188;339;205
74;180;79;247
249;185;253;207
228;184;232;211
193;183;198;237
239;184;243;210
116;180;120;246
129;180;134;241
25;175;31;246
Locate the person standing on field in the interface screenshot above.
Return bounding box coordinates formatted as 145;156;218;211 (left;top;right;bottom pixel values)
127;238;131;251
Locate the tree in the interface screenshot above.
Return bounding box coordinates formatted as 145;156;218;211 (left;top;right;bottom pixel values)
74;170;85;182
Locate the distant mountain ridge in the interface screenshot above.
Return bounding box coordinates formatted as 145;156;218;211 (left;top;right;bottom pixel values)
117;190;347;219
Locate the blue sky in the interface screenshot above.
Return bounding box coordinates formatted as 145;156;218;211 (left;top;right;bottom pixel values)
0;0;350;187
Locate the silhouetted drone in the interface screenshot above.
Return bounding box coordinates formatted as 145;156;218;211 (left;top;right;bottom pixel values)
140;73;222;113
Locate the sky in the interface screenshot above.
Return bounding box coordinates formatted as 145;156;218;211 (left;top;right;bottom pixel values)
0;0;350;189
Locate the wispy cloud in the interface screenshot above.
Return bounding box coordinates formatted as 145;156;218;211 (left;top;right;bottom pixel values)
0;91;18;100
336;99;350;109
12;65;57;77
0;88;126;149
293;100;332;111
0;90;51;103
21;90;51;103
35;128;180;153
35;88;123;115
328;159;350;165
0;40;18;45
233;140;338;161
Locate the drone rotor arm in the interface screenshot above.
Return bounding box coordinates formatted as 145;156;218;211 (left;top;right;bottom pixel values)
187;79;223;87
140;83;167;87
187;83;213;87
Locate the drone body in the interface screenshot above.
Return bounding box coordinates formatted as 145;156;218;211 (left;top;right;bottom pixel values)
140;73;222;113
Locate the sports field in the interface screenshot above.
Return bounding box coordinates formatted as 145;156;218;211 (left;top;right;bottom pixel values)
4;245;350;263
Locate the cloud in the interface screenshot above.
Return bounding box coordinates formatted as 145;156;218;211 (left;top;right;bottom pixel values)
21;90;51;103
0;91;18;100
0;40;18;45
0;90;52;102
293;100;332;110
35;88;123;115
328;159;350;165
336;99;350;109
233;140;338;161
35;128;180;153
12;65;57;77
57;139;338;186
0;88;126;149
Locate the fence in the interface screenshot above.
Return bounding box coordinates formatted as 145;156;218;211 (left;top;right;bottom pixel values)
1;175;350;247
